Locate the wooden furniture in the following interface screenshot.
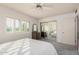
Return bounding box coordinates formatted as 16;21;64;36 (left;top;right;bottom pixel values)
32;32;41;39
37;32;41;39
32;32;37;39
32;24;41;39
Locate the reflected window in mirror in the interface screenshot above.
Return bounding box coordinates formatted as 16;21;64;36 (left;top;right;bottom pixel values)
32;24;37;32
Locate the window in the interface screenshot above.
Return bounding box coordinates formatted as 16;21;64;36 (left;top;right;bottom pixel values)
6;18;30;32
26;22;30;31
6;18;14;32
21;21;30;32
14;20;20;32
21;21;26;31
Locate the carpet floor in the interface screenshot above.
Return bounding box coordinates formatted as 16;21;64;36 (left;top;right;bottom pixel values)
41;38;79;55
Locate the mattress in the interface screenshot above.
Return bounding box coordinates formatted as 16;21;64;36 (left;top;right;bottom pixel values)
0;38;57;55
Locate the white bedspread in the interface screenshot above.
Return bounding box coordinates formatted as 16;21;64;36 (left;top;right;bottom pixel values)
0;38;57;55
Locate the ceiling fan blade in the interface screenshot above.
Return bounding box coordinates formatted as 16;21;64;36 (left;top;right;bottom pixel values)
23;3;36;10
42;3;54;7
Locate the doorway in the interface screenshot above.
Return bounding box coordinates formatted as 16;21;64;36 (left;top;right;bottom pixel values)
40;21;57;41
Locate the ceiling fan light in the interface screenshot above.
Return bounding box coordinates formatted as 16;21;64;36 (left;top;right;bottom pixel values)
36;4;42;8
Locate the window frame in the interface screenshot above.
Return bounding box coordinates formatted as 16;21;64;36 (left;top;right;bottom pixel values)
6;17;30;33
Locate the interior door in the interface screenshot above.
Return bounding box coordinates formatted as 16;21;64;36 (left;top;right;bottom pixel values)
61;18;75;45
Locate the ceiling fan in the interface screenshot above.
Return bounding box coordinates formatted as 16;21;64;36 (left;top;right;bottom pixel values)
36;3;42;8
35;3;53;9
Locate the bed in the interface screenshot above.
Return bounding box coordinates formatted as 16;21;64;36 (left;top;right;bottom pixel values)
0;38;57;55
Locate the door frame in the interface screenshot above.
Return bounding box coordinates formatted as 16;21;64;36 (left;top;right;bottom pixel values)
75;15;78;50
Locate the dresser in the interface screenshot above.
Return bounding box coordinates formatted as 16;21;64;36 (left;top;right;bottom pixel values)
32;31;41;39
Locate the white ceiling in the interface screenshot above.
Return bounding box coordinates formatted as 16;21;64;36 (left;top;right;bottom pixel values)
0;3;79;19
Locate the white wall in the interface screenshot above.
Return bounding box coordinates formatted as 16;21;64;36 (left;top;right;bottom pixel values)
39;12;75;45
0;5;76;46
0;6;38;43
